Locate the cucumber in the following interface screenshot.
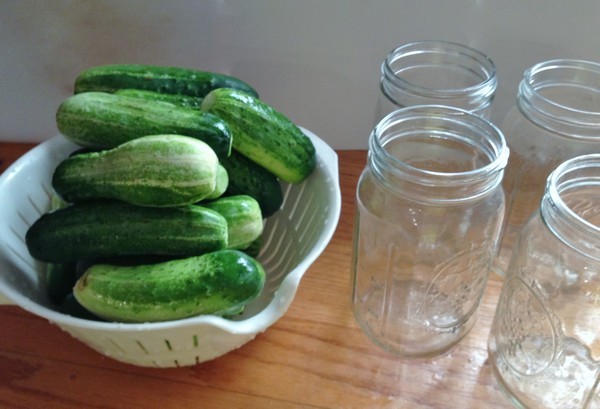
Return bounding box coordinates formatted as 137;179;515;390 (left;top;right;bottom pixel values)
60;293;103;320
52;134;219;207
56;91;232;157
46;262;77;305
220;150;283;217
74;64;258;98
204;164;229;200
73;249;266;322
242;237;263;258
45;191;76;304
115;89;204;109
201;88;316;183
25;201;228;263
203;195;263;250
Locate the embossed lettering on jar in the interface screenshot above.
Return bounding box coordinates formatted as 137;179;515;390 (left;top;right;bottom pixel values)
351;105;509;358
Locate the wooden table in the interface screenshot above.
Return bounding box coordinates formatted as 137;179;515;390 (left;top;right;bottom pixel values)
0;143;513;409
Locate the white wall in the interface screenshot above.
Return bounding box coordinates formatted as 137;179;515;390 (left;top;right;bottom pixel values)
2;0;600;149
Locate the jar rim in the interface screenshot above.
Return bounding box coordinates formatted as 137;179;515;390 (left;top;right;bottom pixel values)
547;154;600;234
518;59;600;137
371;105;509;186
382;40;497;98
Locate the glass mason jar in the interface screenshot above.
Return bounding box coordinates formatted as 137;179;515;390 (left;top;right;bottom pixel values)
488;154;600;409
494;59;600;276
375;40;497;124
351;105;509;358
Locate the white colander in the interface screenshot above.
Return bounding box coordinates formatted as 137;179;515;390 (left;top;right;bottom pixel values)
0;127;341;368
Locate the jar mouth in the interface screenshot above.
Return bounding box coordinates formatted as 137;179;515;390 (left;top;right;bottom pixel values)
518;59;600;138
544;154;600;258
382;40;497;100
371;105;509;187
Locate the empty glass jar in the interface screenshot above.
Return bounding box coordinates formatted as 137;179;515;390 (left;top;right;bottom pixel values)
351;105;509;357
489;154;600;409
375;40;497;123
494;59;600;276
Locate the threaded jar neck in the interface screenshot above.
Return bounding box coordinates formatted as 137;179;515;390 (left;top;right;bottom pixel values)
368;105;509;205
542;154;600;260
380;41;497;116
517;59;600;140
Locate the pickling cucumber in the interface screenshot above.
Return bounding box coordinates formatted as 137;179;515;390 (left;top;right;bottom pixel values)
220;150;283;217
74;64;258;98
60;293;103;320
204;164;229;200
203;195;263;250
56;91;232;157
73;249;266;322
52;134;219;207
115;89;204;109
46;262;78;305
25;201;228;263
201;88;316;183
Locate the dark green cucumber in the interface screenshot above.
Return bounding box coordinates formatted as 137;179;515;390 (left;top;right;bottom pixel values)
220;150;283;217
60;293;103;320
46;262;78;305
242;237;262;258
52;134;219;207
45;191;76;304
201;88;316;183
115;89;204;109
203;195;263;250
73;249;266;322
25;201;228;263
74;64;258;98
56;92;232;157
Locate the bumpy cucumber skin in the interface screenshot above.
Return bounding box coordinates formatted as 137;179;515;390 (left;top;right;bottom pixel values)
115;89;204;109
73;249;266;322
56;92;232;157
201;88;316;183
25;201;228;263
52;135;219;207
74;64;259;98
220;150;283;217
204;164;229;200
203;195;263;250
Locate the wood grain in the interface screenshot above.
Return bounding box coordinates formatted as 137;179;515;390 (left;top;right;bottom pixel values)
0;145;512;409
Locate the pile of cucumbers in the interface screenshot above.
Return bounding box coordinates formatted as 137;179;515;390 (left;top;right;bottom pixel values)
25;64;317;323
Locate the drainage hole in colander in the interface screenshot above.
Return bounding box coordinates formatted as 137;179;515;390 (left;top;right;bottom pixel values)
136;340;149;354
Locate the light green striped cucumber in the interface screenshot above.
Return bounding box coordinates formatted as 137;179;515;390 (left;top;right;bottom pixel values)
56;91;232;157
73;249;266;322
203;195;263;250
201;88;316;183
25;201;228;263
74;64;258;98
204;164;229;200
52;134;219;207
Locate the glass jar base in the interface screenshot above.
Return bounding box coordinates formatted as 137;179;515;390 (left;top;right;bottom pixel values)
489;337;600;409
352;282;477;358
